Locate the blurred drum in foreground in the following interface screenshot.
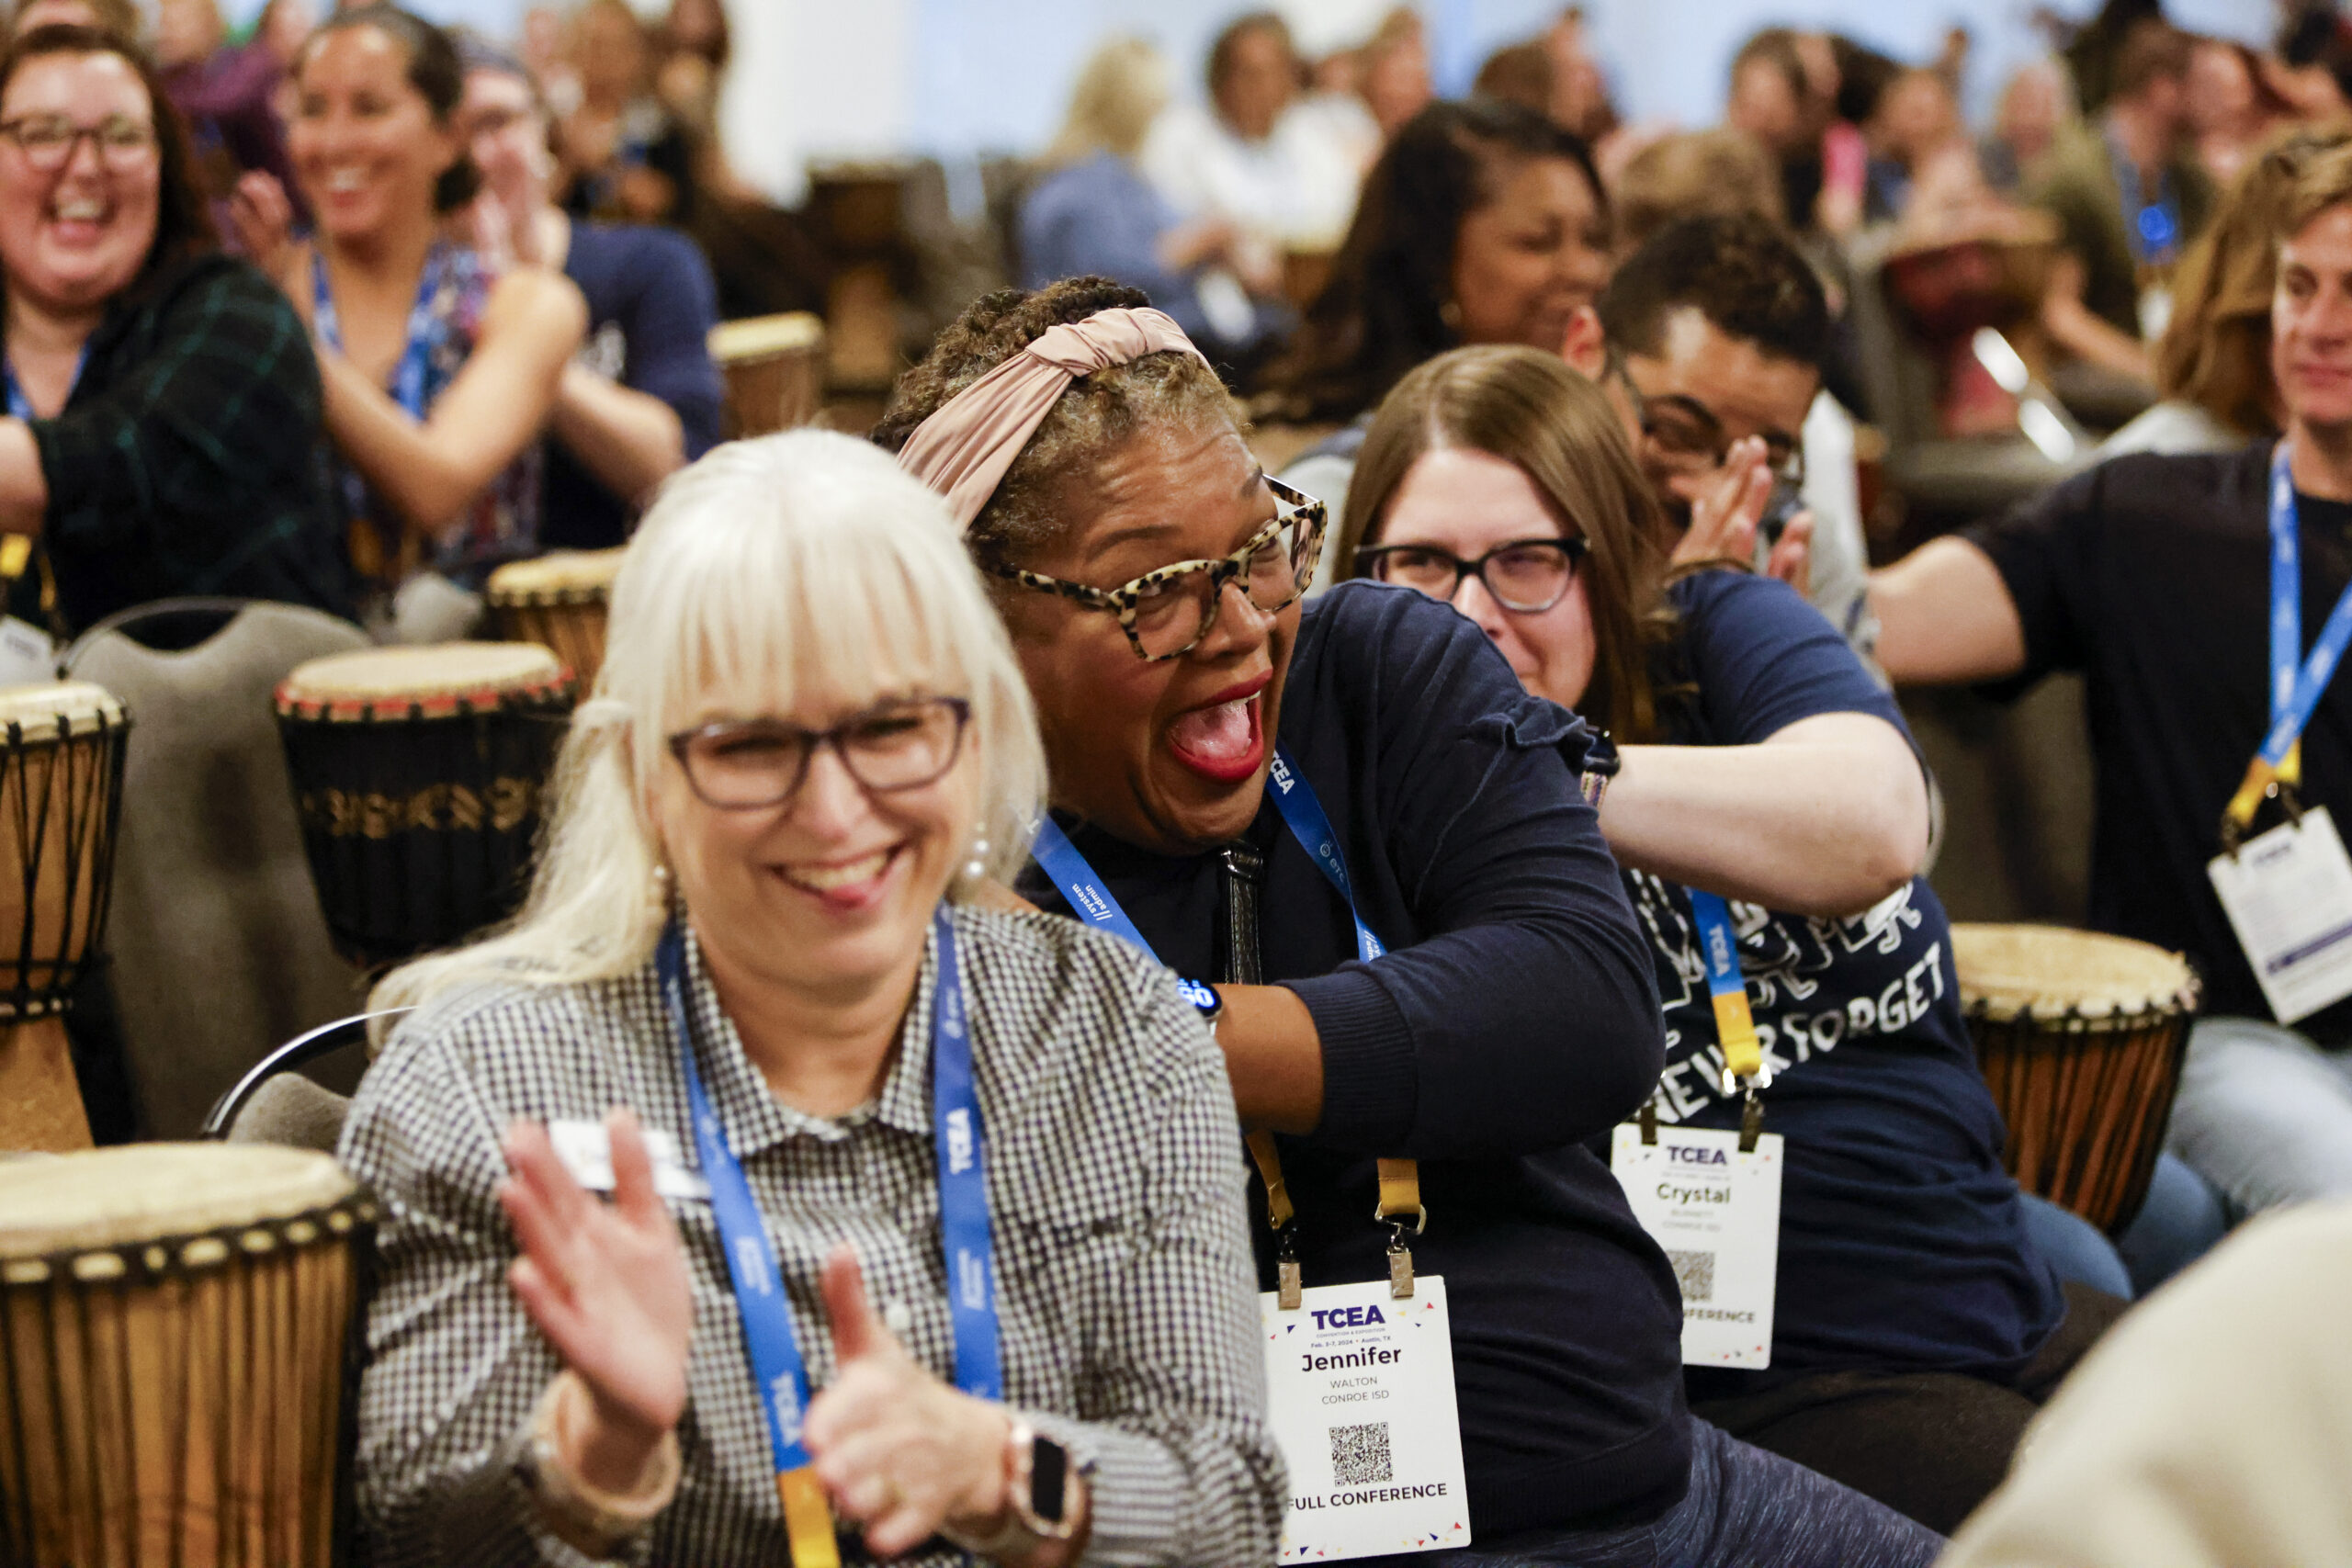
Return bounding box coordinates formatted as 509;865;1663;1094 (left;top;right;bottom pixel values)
0;1143;374;1567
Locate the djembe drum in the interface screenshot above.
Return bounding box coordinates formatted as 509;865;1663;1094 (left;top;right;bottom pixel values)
0;1144;374;1567
1954;923;2200;1233
484;549;625;693
0;682;128;1152
709;312;826;437
275;643;571;968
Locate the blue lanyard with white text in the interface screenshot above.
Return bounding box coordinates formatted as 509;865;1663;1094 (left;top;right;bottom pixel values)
1032;745;1384;967
657;908;1001;1558
1685;889;1765;1089
1262;749;1385;964
3;344;85;422
311;244;446;417
2225;446;2352;835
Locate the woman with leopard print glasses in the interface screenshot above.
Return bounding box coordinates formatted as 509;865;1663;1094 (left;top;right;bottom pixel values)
876;276;1940;1567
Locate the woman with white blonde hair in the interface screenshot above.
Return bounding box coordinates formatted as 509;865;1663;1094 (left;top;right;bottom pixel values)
339;428;1284;1568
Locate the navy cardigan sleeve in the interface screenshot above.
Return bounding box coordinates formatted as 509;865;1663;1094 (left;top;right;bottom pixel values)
1277;583;1664;1159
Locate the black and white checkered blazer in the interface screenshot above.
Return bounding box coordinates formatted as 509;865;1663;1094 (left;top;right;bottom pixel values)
339;905;1284;1566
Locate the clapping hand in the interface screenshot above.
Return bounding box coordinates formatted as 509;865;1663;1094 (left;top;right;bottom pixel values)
499;1110;694;1490
227;171;304;312
804;1245;1012;1559
1671;434;1814;598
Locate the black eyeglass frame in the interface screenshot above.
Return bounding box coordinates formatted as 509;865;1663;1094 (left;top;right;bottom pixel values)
665;695;974;811
1356;536;1593;614
976;473;1329;663
1603;345;1805;491
0;113;159;171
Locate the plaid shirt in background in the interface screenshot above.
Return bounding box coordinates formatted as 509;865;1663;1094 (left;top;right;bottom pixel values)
339;906;1284;1567
26;253;351;636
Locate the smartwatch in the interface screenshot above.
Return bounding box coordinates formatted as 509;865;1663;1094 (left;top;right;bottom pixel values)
945;1419;1080;1556
1008;1421;1079;1540
1175;976;1224;1030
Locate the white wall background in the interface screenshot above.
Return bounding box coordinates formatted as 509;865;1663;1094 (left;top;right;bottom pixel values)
244;0;2280;203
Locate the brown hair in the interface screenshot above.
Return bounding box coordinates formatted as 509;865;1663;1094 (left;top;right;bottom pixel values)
1206;11;1295;100
2157;127;2351;439
1611;128;1785;255
2111;17;2191;101
1472;39;1549;115
1730;28;1810;103
8;0;139;40
870;277;1244;571
1339;344;1676;740
0;24;215;286
2285;132;2352;238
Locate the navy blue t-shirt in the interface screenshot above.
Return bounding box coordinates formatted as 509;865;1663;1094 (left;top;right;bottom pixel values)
543;222;725;551
1018;582;1691;1535
1637;572;2065;1399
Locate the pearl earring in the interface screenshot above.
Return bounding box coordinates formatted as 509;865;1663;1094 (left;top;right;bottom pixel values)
965;836;990;885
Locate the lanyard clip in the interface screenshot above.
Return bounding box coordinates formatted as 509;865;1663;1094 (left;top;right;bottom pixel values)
1274;1224;1302;1312
1738;1083;1765;1154
1385;1222;1416;1300
1637;1098;1658;1145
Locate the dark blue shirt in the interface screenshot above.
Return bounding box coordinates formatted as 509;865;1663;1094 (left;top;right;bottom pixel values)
543;222;724;552
1019;582;1690;1535
1643;573;2064;1398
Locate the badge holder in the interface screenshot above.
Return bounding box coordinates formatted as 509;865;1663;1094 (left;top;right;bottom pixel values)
1376;1158;1425;1300
2218;743;2306;859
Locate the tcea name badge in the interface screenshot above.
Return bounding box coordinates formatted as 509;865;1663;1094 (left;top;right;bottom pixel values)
1610;1124;1782;1369
1261;1276;1469;1562
2209;806;2352;1024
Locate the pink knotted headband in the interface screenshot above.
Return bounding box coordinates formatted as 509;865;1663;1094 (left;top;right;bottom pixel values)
894;306;1214;533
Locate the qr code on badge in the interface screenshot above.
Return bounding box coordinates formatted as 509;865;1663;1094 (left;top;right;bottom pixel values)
1667;1248;1715;1303
1329;1422;1394;1485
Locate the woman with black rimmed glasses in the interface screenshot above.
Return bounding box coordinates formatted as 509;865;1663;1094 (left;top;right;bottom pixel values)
1340;342;2125;1539
340;428;1285;1568
877;276;1940;1566
0;23;347;637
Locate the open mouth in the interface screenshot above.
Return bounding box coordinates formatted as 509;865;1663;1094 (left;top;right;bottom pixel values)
44;194;110;240
774;843;904;908
1165;675;1270;784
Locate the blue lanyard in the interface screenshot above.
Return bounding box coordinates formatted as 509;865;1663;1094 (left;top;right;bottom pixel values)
2107;133;2180;266
1263;749;1384;963
3;344;86;422
1032;746;1384;968
2257;444;2352;770
657;906;1001;1486
311;243;447;418
1685;887;1765;1086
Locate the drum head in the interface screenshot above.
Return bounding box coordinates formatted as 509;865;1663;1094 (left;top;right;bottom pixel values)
708;311;824;365
277;641;569;716
0;1143;356;1260
1952;923;2195;1024
0;680;126;741
485;548;627;605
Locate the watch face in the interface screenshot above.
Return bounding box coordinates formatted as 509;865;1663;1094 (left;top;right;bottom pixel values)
1030;1434;1069;1524
1174;976;1220;1016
